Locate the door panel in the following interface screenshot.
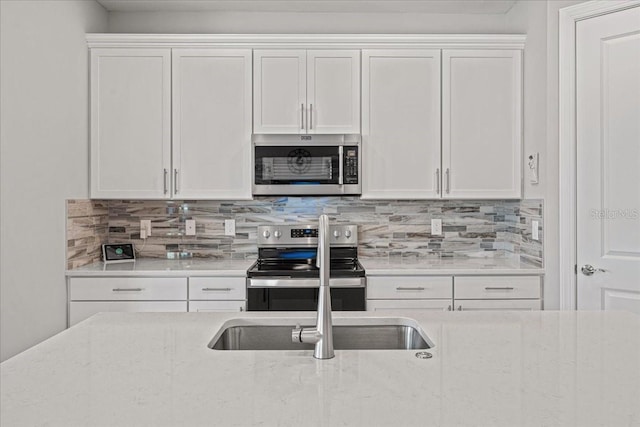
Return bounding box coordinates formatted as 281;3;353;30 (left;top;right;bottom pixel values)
90;49;171;199
442;49;522;199
253;50;306;134
576;6;640;312
361;49;441;199
172;49;252;199
307;50;360;134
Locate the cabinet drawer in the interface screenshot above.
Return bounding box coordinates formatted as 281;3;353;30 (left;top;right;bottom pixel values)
455;299;541;311
69;301;187;326
188;300;246;312
454;276;541;299
188;277;246;300
69;277;187;301
367;276;452;299
367;299;451;312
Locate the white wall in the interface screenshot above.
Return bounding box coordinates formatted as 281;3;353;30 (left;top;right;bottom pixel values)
108;10;510;33
0;0;108;361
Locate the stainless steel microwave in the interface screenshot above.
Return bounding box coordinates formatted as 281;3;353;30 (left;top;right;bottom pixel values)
252;134;361;196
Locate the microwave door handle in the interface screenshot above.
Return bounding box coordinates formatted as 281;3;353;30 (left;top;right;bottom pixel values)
338;146;344;185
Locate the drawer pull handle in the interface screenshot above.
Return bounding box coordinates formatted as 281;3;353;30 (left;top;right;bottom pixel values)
202;287;232;292
485;287;515;291
112;288;143;292
396;287;425;291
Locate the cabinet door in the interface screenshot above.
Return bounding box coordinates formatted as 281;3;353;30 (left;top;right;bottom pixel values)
454;276;541;300
367;299;451;312
454;299;540;311
442;49;522;199
188;301;246;312
90;48;171;199
361;50;441;199
69;301;187;326
188;276;246;300
172;49;252;199
307;50;360;134
69;277;187;301
253;50;306;134
367;275;452;299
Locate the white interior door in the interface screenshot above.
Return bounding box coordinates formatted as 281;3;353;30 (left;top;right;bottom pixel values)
576;6;640;313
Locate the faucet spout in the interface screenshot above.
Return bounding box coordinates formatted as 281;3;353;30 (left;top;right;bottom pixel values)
291;214;334;359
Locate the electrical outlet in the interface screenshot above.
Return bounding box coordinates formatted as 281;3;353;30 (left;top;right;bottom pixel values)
431;218;442;236
225;219;236;236
532;220;539;241
140;220;151;239
185;220;196;236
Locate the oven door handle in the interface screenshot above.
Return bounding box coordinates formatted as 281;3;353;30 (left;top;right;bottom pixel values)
247;277;365;288
338;146;344;185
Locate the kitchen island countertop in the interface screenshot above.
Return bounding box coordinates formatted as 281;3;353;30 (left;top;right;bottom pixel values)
2;310;638;426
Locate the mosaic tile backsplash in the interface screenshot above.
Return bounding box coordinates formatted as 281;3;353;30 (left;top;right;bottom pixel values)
66;198;543;270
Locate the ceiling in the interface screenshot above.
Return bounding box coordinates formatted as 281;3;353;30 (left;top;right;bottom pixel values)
96;0;518;14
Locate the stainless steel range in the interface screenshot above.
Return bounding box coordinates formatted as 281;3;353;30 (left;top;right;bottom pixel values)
246;223;366;311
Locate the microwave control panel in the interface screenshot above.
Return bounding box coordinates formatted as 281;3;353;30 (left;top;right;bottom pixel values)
343;146;359;184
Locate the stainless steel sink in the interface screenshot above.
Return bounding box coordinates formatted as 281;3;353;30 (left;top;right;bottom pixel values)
209;317;433;351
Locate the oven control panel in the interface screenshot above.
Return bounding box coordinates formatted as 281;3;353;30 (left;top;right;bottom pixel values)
257;224;358;247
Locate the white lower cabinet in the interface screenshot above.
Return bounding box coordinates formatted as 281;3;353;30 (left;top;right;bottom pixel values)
69;301;187;326
454;276;542;311
188;277;246;312
67;275;248;326
188;301;245;312
367;274;543;312
453;299;541;311
367;299;451;312
366;276;453;311
68;277;188;326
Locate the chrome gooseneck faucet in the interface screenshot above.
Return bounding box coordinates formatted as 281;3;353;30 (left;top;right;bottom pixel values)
291;214;334;359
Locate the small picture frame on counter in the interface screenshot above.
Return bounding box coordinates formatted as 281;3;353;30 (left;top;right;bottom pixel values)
102;244;136;264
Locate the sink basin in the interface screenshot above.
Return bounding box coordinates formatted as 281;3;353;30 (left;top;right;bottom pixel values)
209;317;433;350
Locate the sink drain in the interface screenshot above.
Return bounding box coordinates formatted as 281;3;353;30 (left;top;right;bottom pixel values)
415;351;433;359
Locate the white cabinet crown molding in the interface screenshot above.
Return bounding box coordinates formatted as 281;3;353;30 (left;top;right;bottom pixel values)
86;34;526;49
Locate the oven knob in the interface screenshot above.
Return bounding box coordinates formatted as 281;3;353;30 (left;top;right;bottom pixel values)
274;230;282;239
345;230;352;238
262;230;271;239
333;230;341;238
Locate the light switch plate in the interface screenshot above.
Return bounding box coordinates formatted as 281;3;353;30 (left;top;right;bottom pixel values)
225;219;236;236
185;220;196;236
532;220;539;241
140;220;151;239
431;219;442;236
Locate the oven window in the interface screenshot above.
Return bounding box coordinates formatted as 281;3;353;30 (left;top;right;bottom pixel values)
254;146;340;185
247;288;365;311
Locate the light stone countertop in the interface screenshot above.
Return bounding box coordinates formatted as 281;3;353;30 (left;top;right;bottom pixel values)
2;310;638;426
66;257;543;277
361;256;544;275
65;258;256;277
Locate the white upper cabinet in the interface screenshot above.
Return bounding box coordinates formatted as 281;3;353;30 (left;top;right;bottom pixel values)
172;49;252;199
90;48;171;199
361;49;441;199
253;49;360;134
253;50;306;134
442;49;522;199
